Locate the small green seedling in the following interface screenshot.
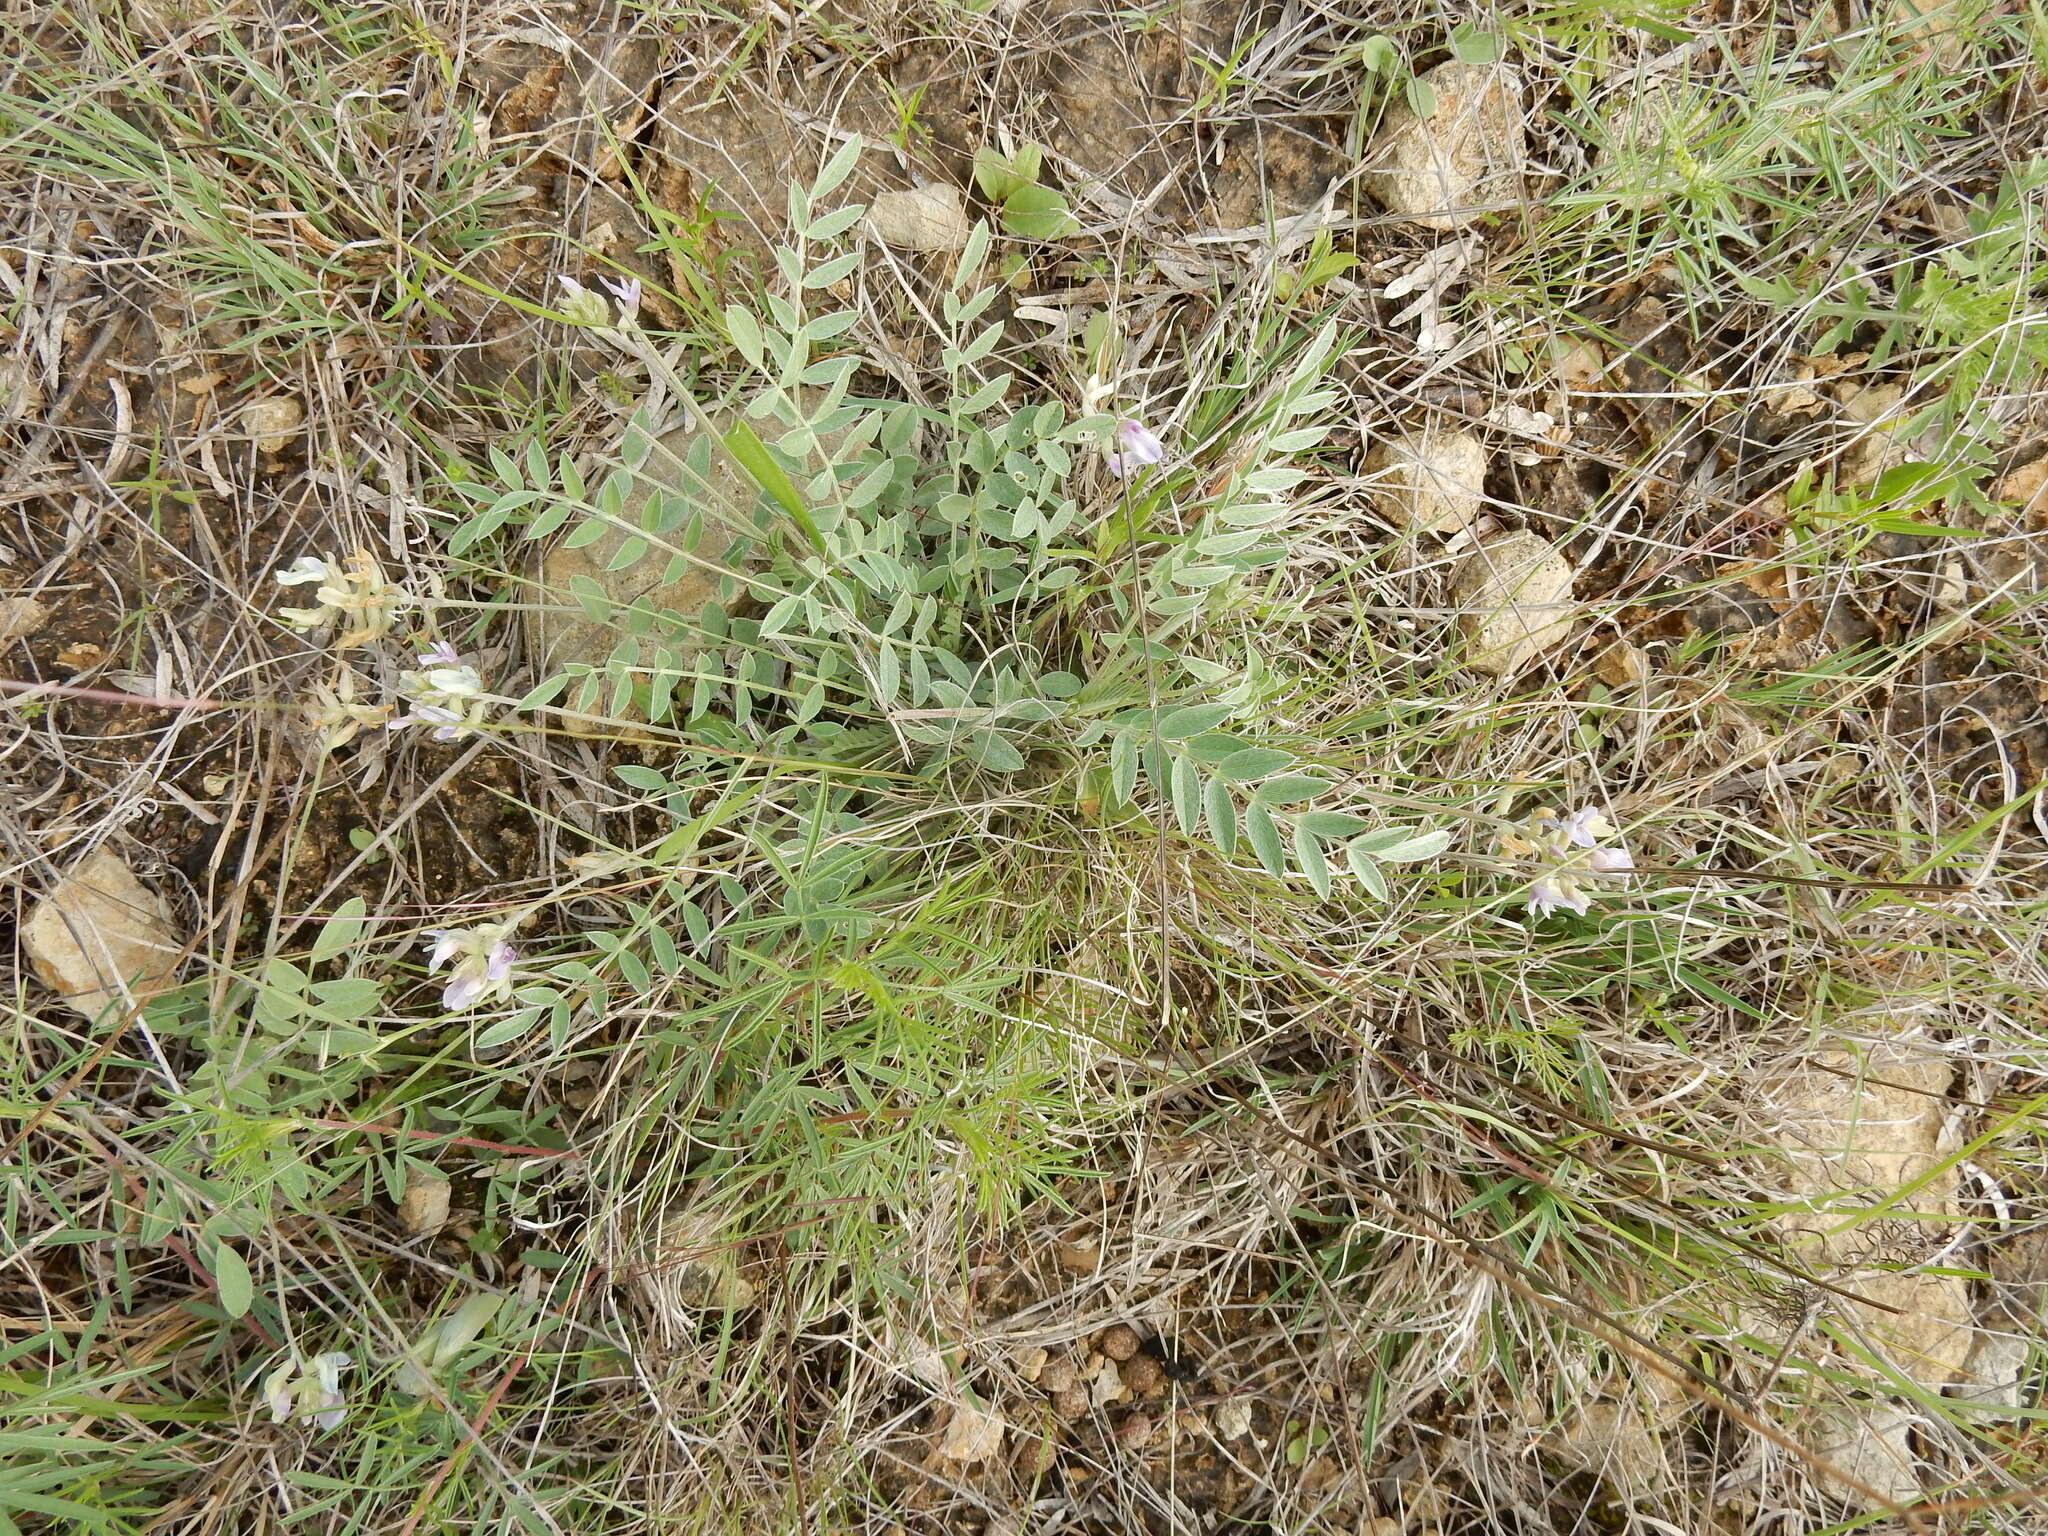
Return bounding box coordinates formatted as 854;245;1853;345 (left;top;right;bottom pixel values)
972;143;1080;241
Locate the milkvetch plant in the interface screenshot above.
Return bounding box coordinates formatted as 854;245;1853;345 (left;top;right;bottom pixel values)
445;135;1449;905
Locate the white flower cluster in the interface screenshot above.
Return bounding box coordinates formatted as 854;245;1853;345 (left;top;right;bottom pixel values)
274;551;408;649
274;548;498;751
1500;805;1634;919
392;642;492;741
425;920;519;1011
264;1351;351;1432
557;273;641;330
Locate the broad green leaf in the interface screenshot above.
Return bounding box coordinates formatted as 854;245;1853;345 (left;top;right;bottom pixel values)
1158;703;1234;738
1186;731;1250;763
812;133;864;199
474;1013;533;1050
1204;775;1238;856
803;207;866;244
1363;827;1454;863
1171;755;1202;835
615;764;671;792
972;731;1026;773
1002;183;1080;240
310;897;367;964
1295;819;1333;899
1450;22;1503;62
1217;747;1296;782
1243;802;1286;876
429;1293;503;1369
1347;846;1389;900
1296;810;1371;838
213;1244;253;1318
308;976;382;1022
1252;774;1332;805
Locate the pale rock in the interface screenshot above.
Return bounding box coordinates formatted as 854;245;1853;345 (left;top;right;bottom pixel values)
1548;1395;1676;1487
1091;1353;1125;1408
1552;340;1608;394
397;1172;452;1238
1952;1330;2031;1412
243;395;304;454
937;1398;1005;1463
1365;63;1526;230
1993;452;2048;511
1213;1396;1254;1440
1593;640;1648;687
1364;429;1487;535
1760;1038;1988;1502
1809;1405;1922;1510
0;596;50;641
1760;1041;1955;1259
865;184;973;251
1451;531;1578;675
23;849;184;1020
1835;381;1915;486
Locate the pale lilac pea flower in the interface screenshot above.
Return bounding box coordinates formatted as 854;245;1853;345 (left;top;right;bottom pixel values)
263;1351;352;1432
425;922;519;1011
557;274;640;328
1558;806;1616;849
1105;418;1165;477
1588;846;1635;876
1526;877;1590;919
1500;803;1632;920
598;274;641;318
390;644;490;741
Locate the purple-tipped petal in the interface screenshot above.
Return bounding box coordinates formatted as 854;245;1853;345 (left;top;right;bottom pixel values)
420;641;463;668
485;941;516;984
1561;806;1613;848
443;970;485;1011
599;274;641;314
1115;419;1164;465
1588;846;1634;875
1104;418;1165;478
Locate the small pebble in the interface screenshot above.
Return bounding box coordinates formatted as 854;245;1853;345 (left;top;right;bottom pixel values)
1039;1357;1077;1395
1055;1240;1099;1274
1100;1323;1141;1361
1115;1411;1155;1450
1051;1385;1089;1419
1119;1353;1164;1393
0;597;49;643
